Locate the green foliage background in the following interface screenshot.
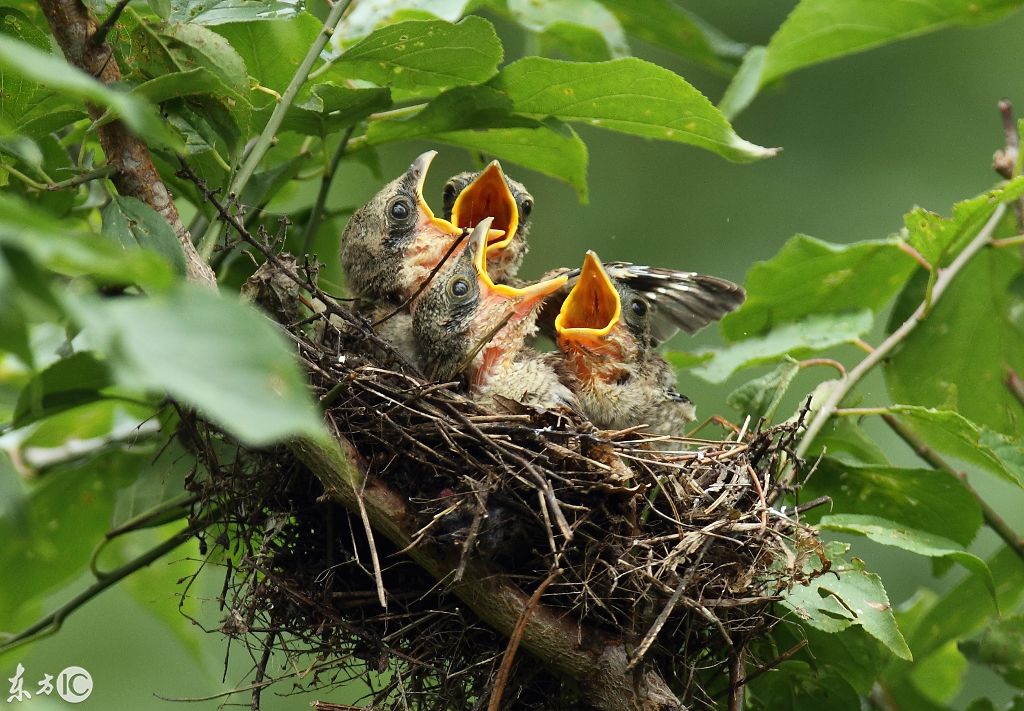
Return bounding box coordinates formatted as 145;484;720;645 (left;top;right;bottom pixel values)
1;0;1024;709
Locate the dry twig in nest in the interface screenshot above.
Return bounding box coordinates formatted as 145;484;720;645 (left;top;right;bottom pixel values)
178;170;829;710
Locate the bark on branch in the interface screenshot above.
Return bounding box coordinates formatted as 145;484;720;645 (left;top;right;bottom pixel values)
291;436;683;711
36;0;216;288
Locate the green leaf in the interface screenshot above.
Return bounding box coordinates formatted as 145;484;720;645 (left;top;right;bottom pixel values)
693;310;871;382
334;0;474;45
366;85;534;145
602;0;744;72
722;235;916;340
808;415;889;466
0;451;142;626
508;0;629;59
726;356;800;422
282;83;391;137
902;178;1024;271
213;14;322;111
0;252;32;367
111;440;193;530
781;554;911;660
885;249;1024;435
170;0;299;25
909;546;1024;660
436;121;590;202
0;34;178;149
0;194;174;289
330;17;503;96
747;660;861;710
718;46;766;120
908;641;968;705
160;22;249;95
489;56;776;163
72;285;328;447
0;7;53;130
0;135;43;175
959;616;1024;689
13;352;113;428
801;459;982;547
818;514;996;602
101;196;188;277
131;66;240;106
761;0;1024;85
885;406;1024;488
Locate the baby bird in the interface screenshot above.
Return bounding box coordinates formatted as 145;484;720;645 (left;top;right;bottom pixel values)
413;218;574;411
555;251;708;439
340;150;462;303
442;161;533;283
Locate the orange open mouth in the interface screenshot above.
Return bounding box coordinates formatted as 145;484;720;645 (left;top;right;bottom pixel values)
555;251;621;341
467;217;564;312
450;161;518;253
410;150;460;236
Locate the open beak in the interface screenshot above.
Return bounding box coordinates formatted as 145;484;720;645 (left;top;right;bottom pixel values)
468;218;565;316
450;161;518;254
555;251;621;343
409;150;460;235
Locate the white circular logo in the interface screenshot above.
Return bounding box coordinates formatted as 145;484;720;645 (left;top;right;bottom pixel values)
56;666;93;704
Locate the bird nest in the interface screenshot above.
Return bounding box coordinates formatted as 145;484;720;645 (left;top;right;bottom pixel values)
185;253;828;710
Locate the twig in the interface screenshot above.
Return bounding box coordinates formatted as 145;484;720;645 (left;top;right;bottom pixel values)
487;567;561;711
713;639;807;698
205;0;354;260
994;99;1024;231
1007;367;1024;409
626;540;712;671
0;523;199;652
37;0;216;287
791;203;1007;465
882;412;1024;563
46;164;117;190
89;0;131;48
302;126;354;256
728;646;746;711
250;630;277;711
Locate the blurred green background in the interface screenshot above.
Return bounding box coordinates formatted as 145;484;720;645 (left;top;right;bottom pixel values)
4;1;1024;708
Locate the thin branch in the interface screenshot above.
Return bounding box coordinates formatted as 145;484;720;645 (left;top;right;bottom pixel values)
89;0;131;48
791;203;1007;465
205;0;354;261
46;164;116;190
487;567;560;711
302;126;354;256
0;523;198;652
881;413;1024;564
994;99;1024;231
37;0;215;287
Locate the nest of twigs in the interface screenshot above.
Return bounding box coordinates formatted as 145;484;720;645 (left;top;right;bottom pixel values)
184;248;827;710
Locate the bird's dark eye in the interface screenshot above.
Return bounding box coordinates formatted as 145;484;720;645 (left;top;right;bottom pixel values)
448;276;471;299
388;198;413;222
520;198;533;218
630;298;648;318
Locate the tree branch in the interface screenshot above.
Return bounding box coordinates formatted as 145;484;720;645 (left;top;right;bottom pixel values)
36;0;216;288
881;413;1024;564
792;203;1007;463
291;436;684;711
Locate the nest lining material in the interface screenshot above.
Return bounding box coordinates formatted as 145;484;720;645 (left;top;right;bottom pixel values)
188;255;826;710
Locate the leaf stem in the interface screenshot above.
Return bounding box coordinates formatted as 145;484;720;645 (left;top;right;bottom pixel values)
881;413;1024;564
302;126;354;255
792;203;1007;462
